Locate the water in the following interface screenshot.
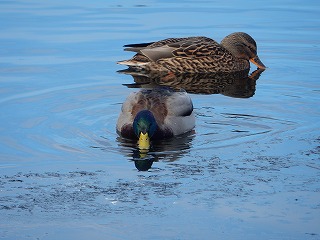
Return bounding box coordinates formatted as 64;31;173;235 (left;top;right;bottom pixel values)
0;0;319;239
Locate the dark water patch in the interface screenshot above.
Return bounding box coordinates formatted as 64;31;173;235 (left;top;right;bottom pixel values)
0;171;111;217
0;170;187;220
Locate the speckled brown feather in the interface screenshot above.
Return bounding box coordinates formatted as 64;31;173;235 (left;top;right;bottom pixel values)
118;33;266;73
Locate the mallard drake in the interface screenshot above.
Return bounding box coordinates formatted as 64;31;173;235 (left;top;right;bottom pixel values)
116;88;195;150
118;32;266;73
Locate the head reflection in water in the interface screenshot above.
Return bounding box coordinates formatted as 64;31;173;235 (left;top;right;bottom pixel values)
132;149;153;171
134;159;154;171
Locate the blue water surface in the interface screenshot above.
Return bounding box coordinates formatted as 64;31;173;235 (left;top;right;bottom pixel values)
0;0;319;239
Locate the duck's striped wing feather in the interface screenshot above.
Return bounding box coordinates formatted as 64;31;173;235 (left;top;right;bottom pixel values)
138;37;222;61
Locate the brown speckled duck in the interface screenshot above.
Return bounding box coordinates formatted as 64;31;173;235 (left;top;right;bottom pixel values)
118;32;266;73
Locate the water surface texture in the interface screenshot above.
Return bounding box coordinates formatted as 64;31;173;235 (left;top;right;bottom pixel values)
0;1;319;239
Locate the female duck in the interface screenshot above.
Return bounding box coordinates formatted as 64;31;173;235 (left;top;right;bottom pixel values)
116;88;195;150
118;32;266;73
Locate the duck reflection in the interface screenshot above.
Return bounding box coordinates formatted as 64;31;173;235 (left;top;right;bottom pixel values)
117;131;195;171
132;149;155;171
119;68;264;98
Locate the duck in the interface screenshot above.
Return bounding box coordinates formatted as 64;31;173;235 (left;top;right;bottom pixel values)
118;32;266;73
116;87;195;150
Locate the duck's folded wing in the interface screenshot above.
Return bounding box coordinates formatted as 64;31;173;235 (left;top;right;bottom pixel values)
140;45;176;62
164;91;195;135
168;37;223;58
123;37;198;53
166;91;194;117
140;37;220;61
124;42;155;52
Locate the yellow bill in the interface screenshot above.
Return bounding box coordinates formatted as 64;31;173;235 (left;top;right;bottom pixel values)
138;132;150;150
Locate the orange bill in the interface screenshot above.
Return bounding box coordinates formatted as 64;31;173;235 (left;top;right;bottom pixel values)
250;55;266;69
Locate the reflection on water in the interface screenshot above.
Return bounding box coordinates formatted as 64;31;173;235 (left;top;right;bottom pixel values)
120;68;264;97
132;150;155;171
116;131;195;171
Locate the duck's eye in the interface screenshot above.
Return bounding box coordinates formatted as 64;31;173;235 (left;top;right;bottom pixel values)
247;45;256;54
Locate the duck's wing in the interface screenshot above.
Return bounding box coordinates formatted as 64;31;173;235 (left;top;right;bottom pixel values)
139;37;221;62
164;90;195;135
124;42;155;52
123;37;199;52
165;90;193;117
123;37;218;59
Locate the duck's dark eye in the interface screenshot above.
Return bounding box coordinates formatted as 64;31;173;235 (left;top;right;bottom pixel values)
247;44;256;54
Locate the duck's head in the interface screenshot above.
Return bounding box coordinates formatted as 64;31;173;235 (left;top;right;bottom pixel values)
133;110;157;150
221;32;266;69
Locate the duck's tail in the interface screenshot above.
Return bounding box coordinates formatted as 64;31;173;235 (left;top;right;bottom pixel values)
123;42;154;52
117;59;149;67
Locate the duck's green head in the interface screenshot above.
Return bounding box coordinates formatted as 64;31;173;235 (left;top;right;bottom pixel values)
133;110;157;150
